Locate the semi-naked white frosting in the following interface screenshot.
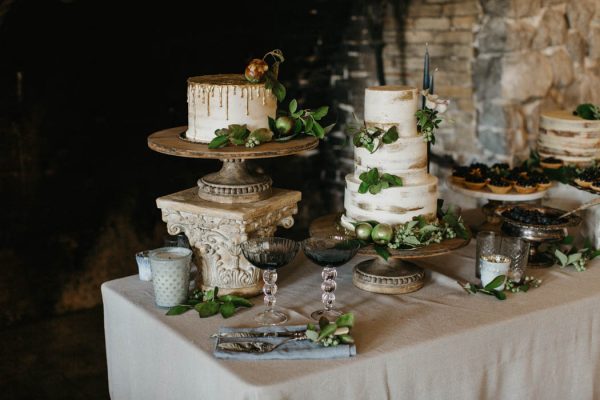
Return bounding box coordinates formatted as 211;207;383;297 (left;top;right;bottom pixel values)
538;110;600;165
342;85;438;228
185;74;277;143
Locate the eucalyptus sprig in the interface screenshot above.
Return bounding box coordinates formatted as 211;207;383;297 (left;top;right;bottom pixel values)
548;235;600;272
358;168;403;195
459;275;507;300
305;313;355;347
166;287;253;318
574;103;600;120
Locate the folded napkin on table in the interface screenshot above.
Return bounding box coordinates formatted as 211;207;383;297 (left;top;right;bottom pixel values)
213;324;357;360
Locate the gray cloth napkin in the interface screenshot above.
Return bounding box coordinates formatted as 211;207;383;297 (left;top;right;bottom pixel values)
213;324;357;360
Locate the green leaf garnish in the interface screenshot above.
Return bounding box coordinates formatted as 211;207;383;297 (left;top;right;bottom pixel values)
166;305;193;316
317;323;338;341
196;301;220;318
374;245;390;260
484;275;506;291
335;313;355;328
208;135;229;149
219;302;236;318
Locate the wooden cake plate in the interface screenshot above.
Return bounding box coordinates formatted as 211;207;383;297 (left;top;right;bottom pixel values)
148;126;318;203
309;213;471;295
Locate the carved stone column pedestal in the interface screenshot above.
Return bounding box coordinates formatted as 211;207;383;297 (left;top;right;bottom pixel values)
157;187;300;297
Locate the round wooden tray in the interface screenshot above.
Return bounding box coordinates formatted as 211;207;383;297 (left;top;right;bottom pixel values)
449;181;550;202
148;126;319;159
309;213;471;259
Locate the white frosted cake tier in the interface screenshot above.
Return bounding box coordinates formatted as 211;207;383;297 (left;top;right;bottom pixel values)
538;110;600;165
343;174;438;226
354;136;427;185
185;74;277;143
364;85;419;137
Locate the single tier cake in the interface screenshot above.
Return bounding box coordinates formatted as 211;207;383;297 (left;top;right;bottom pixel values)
341;85;438;229
185;74;277;143
538;110;600;166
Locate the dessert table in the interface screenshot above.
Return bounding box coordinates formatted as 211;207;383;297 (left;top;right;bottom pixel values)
102;240;600;400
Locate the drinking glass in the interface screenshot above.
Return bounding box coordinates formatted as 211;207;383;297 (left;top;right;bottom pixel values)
302;237;360;320
240;237;299;325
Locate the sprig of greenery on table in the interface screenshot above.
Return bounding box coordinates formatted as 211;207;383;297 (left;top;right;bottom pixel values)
459;275;542;300
547;235;600;272
574;103;600;120
305;313;355;347
358;168;403;195
346;119;400;154
166;287;252;318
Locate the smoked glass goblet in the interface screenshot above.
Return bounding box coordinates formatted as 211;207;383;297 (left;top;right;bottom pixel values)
302;237;360;320
240;237;299;325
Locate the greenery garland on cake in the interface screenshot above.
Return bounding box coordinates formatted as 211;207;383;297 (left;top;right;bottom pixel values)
208;49;335;149
348;200;470;260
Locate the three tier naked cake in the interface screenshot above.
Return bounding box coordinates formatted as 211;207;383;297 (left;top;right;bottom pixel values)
341;85;438;229
185;74;277;143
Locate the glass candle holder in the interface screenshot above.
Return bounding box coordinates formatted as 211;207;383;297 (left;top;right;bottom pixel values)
476;231;530;285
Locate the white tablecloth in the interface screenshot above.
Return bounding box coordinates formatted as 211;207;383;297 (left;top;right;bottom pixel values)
102;241;600;400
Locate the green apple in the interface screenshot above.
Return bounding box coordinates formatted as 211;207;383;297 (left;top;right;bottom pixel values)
371;223;393;245
275;116;294;135
354;223;373;241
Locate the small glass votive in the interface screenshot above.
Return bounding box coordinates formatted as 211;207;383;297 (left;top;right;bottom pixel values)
135;250;152;281
500;236;530;283
480;254;510;290
149;247;193;307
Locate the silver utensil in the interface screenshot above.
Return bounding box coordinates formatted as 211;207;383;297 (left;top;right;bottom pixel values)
216;332;308;353
211;330;305;339
558;197;600;219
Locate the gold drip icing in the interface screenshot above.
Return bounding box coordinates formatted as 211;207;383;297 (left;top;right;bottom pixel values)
218;86;223;107
225;86;229;120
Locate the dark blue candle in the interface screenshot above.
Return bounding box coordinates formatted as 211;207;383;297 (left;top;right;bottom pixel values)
422;44;429;108
429;70;434;95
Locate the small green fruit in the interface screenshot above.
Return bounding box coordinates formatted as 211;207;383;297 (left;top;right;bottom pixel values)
355;223;372;241
275;116;294;135
371;223;393;245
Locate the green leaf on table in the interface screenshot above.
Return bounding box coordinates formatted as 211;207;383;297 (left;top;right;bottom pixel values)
289;99;298;114
493;290;507;300
335;313;355;328
208;135;230;149
555;249;568;266
219;302;236;318
203;289;215;302
520;284;530;292
307;323;316;331
339;334;355;344
484;275;506;291
196;301;220;318
218;295;253;308
306;329;319;342
590;250;600;259
567;252;582;265
374;245;390;261
318;316;329;330
317;323;338;341
382;126;399;144
166;305;193;316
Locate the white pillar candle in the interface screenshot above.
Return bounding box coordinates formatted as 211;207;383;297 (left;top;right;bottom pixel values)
480;254;510;290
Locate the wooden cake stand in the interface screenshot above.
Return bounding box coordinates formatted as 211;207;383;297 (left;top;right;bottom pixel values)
148;126;319;297
309;213;470;294
449;181;551;233
148;126;318;203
